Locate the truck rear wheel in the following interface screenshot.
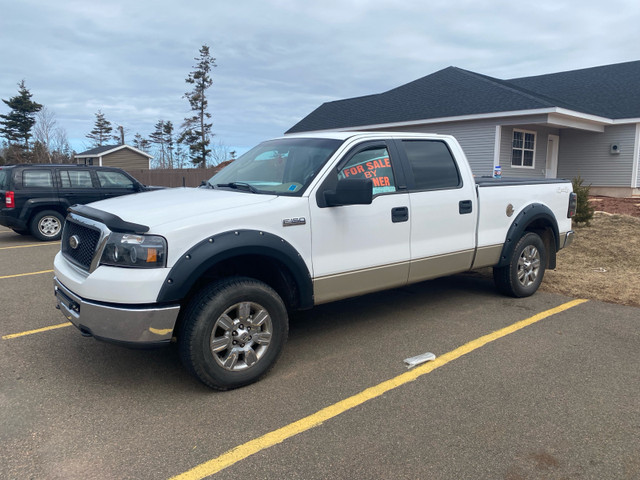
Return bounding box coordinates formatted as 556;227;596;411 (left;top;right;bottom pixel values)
30;210;64;241
493;232;546;297
178;277;288;390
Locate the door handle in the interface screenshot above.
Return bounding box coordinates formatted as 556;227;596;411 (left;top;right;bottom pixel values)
459;200;473;214
392;206;409;223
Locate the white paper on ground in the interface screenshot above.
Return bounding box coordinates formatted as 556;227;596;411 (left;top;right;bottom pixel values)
404;352;436;368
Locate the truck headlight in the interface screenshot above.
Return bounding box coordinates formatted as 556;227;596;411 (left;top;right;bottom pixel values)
100;233;167;268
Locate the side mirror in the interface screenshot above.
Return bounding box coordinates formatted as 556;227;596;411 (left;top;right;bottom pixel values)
324;178;373;207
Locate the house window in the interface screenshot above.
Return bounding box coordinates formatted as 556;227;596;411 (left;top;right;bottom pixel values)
511;129;536;168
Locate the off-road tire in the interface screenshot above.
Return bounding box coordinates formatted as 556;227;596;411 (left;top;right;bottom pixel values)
493;232;546;298
178;277;288;390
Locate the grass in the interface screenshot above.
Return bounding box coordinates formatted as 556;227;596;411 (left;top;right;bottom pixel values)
540;212;640;307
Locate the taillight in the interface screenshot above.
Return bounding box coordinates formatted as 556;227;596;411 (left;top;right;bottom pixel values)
5;191;15;208
567;192;577;218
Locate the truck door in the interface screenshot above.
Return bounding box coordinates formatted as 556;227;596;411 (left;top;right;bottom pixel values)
309;141;411;304
396;139;478;282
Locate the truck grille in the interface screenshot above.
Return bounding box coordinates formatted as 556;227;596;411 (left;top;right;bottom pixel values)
61;219;103;271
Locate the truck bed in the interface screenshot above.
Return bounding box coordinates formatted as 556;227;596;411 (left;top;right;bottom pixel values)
475;176;569;187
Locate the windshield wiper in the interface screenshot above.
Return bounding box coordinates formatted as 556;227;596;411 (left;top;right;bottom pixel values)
215;182;260;193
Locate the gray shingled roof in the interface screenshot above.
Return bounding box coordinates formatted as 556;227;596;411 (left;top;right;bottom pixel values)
508;61;640;119
76;144;124;156
287;61;640;133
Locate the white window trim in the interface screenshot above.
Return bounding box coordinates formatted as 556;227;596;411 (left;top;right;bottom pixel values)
511;128;536;169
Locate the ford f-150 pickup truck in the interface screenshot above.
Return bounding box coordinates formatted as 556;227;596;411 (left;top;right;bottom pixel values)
53;132;576;390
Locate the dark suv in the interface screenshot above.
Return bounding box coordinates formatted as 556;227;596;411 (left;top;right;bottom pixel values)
0;164;153;241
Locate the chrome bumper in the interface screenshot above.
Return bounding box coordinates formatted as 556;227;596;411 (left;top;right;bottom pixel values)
54;277;180;346
562;230;575;249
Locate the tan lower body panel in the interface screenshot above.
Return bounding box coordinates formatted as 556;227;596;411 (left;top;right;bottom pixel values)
313;262;409;305
408;249;475;283
471;244;503;269
313;246;506;305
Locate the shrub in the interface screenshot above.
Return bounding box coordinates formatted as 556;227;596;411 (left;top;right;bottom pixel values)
572;176;595;226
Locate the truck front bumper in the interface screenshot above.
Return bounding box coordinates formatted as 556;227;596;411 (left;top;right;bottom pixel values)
54;277;180;347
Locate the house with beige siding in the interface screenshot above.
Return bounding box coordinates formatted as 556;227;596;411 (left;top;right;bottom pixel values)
287;61;640;197
75;144;152;170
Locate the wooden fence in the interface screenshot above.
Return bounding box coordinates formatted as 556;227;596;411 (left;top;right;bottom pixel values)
125;166;226;188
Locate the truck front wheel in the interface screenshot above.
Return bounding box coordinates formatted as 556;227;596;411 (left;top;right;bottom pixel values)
178;277;289;390
493;232;546;298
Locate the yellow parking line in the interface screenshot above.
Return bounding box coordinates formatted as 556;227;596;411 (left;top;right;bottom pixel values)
170;298;588;480
0;269;54;280
2;322;72;340
0;242;60;250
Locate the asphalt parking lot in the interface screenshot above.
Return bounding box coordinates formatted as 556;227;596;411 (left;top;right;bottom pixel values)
1;225;639;480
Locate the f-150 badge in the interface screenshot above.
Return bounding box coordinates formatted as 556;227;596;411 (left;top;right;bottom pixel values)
282;217;306;227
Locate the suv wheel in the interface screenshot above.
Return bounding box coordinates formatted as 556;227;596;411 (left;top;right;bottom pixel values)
30;210;64;241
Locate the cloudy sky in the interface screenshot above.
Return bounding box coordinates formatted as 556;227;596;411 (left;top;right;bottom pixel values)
2;0;640;159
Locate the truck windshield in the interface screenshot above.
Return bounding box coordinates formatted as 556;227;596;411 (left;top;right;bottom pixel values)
208;137;343;195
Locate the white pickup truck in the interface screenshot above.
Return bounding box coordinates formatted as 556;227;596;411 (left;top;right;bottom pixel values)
54;132;576;390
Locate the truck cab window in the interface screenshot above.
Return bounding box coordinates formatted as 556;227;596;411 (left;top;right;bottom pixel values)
339;147;396;195
402;140;461;190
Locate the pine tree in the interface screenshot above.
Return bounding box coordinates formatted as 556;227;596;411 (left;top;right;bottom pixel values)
181;45;217;167
0;80;43;152
86;110;114;147
132;133;151;153
163;121;175;169
150;120;167;167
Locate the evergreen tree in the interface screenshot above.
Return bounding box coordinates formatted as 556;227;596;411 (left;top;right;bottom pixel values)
132;132;152;153
163;121;175;168
150;120;167;167
181;45;217;167
0;80;43;152
86;110;114;147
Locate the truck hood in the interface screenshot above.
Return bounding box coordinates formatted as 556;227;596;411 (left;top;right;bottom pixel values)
86;187;276;228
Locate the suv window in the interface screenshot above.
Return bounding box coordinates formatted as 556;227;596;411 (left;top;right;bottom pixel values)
402;140;461;190
0;169;7;189
23;169;53;188
96;171;134;189
339;146;396;195
60;170;93;188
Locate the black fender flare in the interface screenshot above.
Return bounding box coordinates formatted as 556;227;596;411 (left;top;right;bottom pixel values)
496;203;559;268
156;229;313;308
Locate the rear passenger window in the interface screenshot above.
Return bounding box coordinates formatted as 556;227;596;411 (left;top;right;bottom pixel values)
96;171;134;189
339;146;396;195
23;170;53;188
402;140;461;190
60;170;93;188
